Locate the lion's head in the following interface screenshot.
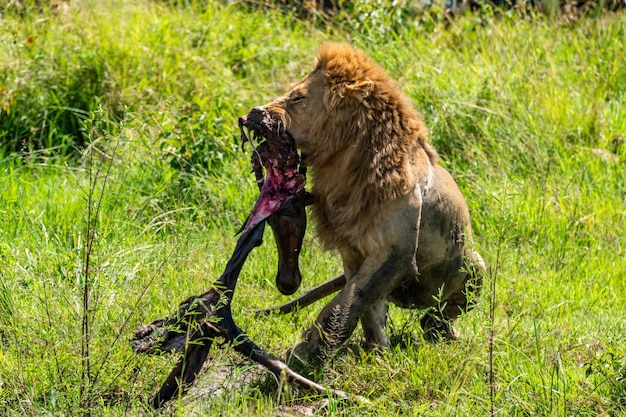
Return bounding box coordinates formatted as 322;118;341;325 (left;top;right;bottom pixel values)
261;44;435;169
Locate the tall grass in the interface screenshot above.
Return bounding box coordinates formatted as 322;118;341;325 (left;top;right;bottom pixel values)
0;0;624;415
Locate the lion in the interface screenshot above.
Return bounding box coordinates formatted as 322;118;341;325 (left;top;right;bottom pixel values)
249;43;485;359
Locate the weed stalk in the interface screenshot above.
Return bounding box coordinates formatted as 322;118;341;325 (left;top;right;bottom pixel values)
488;242;501;417
488;191;513;417
79;110;119;414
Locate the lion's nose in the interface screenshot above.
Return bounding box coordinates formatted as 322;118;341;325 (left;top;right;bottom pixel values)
249;106;267;117
239;107;269;128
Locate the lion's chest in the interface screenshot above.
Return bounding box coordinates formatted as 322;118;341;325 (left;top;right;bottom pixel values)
310;190;361;249
309;168;361;239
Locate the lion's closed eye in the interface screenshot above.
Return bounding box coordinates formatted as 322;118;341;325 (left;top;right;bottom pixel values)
290;94;305;104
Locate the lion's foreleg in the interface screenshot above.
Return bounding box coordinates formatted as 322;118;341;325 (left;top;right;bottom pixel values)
299;282;362;357
360;299;389;349
299;251;414;357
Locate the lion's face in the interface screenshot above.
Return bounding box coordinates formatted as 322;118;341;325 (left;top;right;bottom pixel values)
261;70;326;153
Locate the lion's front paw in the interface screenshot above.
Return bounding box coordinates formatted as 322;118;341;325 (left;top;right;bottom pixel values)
285;341;321;370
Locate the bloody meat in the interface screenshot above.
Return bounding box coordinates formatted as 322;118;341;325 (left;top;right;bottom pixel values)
238;108;306;234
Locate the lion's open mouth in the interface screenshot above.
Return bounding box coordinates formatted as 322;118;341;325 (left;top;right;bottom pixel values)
238;108;306;234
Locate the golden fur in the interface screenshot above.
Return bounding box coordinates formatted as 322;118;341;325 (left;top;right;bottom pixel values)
312;44;438;254
275;44;436;253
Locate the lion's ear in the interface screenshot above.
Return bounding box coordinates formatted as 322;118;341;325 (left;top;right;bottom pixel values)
325;79;375;108
341;79;375;101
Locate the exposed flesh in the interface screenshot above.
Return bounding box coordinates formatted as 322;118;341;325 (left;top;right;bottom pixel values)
238;109;305;234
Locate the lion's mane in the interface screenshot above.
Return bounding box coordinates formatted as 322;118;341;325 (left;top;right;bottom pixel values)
307;44;438;254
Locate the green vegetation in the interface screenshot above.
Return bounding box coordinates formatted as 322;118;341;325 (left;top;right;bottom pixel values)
1;1;625;415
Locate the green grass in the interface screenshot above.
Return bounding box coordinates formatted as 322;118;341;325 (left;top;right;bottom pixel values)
1;1;625;415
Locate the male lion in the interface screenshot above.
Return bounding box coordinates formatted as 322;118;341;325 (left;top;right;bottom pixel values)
249;43;485;358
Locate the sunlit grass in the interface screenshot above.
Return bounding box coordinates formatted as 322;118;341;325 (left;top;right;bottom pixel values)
0;0;625;415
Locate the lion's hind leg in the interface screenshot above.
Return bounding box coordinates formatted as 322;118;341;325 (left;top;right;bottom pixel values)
421;251;485;342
